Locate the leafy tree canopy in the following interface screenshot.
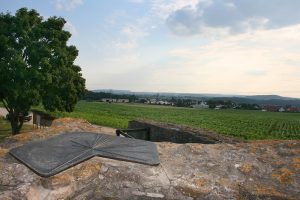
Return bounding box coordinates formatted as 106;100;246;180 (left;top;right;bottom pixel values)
0;8;85;134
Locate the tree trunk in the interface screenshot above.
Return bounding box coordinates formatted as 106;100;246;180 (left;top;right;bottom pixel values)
9;112;23;135
11;118;19;135
10;116;19;135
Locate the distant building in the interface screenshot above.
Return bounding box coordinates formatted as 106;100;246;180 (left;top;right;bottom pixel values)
192;101;209;109
254;105;260;110
157;101;171;105
149;99;157;104
144;99;171;105
233;105;241;109
215;105;224;110
140;97;171;105
278;107;285;112
117;99;129;103
101;98;116;103
262;105;279;112
286;107;300;113
101;98;129;103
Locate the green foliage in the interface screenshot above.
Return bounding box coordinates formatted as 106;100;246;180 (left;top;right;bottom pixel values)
47;101;300;140
0;8;85;134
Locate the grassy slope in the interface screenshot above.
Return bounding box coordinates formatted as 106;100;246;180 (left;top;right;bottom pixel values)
47;101;300;140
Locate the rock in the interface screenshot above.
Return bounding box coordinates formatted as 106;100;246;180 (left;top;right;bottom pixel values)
73;162;102;181
41;174;73;190
0;148;8;157
98;174;104;180
0;118;299;199
132;190;165;198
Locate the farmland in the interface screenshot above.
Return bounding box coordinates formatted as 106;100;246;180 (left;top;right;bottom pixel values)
46;101;300;140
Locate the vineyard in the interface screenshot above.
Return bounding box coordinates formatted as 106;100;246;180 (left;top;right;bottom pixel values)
47;101;300;140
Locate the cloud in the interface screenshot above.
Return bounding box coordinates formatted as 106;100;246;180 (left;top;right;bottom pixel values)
246;70;267;76
129;0;144;3
88;25;300;97
166;0;300;36
160;25;300;96
54;0;83;11
63;21;78;36
112;41;137;50
151;0;200;19
121;24;148;40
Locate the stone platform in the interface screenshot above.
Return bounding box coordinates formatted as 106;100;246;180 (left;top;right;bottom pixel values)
0;118;299;199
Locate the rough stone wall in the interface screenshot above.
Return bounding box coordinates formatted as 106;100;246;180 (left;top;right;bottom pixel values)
0;118;299;200
128;120;244;144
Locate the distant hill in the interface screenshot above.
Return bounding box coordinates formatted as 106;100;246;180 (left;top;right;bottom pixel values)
93;89;132;94
244;95;297;101
92;89;241;98
206;97;300;107
92;89;300;106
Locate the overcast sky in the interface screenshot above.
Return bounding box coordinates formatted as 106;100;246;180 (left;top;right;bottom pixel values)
1;0;300;97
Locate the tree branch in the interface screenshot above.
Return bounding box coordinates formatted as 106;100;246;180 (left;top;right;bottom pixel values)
1;99;10;113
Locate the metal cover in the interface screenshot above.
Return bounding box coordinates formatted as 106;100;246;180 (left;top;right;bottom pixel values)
9;132;160;177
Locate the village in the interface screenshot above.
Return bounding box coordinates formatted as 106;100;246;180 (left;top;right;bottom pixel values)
98;97;300;113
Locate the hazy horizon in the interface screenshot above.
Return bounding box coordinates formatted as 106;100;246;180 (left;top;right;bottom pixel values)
93;88;300;99
2;0;300;98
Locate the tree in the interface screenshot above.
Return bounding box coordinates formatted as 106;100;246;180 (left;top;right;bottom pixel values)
0;8;85;134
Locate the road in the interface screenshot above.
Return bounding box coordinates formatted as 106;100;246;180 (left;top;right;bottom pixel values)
0;107;33;125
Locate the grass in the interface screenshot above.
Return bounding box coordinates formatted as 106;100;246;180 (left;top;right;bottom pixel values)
43;101;300;140
0;117;33;142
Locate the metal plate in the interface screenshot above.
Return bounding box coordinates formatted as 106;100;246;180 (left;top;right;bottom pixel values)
9;132;160;177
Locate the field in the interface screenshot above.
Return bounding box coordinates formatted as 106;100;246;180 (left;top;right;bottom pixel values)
46;101;300;140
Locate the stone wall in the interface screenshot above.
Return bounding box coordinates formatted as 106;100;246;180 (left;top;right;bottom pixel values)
128;119;244;144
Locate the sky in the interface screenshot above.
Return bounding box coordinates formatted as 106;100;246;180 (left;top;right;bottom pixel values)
1;0;300;98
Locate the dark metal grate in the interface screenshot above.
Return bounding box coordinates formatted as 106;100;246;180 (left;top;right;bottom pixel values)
9;132;160;177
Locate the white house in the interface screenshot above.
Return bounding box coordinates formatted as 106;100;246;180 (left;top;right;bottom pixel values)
101;98;117;103
101;98;129;103
215;105;224;110
192;101;209;109
117;99;129;103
